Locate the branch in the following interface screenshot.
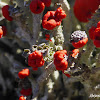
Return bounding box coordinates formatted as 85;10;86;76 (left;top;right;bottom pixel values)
32;13;43;44
15;18;34;45
31;61;56;99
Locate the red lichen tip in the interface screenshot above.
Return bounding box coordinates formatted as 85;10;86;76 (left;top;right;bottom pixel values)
55;7;67;20
71;49;79;58
30;0;45;14
73;0;100;22
0;28;3;38
2;5;13;21
18;69;30;79
19;96;26;100
72;38;88;48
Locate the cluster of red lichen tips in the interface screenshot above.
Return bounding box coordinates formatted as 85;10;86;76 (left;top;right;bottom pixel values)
89;21;100;48
42;7;66;30
28;50;45;70
54;50;68;71
17;50;45;99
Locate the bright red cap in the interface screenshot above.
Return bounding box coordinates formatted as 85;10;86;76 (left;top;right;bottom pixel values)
55;7;66;20
2;5;13;21
73;0;99;22
19;96;26;100
54;50;68;71
28;51;45;70
72;38;88;48
18;69;30;79
71;49;79;58
30;0;45;14
0;28;3;38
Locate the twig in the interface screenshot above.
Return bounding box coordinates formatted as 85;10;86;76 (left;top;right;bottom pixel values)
32;13;43;44
31;61;56;99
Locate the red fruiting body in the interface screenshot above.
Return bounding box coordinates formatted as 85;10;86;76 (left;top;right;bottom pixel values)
30;0;45;14
0;28;3;38
42;7;66;30
20;88;32;96
2;5;13;21
28;50;44;70
42;11;61;30
73;0;100;22
19;96;25;100
18;69;30;79
2;26;7;36
71;49;79;58
55;7;66;20
41;0;51;7
54;50;68;71
72;38;88;48
89;26;96;40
